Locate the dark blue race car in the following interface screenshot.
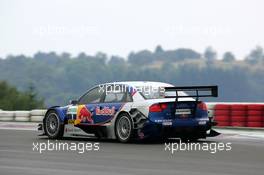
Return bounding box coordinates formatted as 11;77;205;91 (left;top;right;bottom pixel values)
39;81;219;142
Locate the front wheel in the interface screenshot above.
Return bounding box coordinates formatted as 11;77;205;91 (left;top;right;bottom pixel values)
115;113;133;143
44;110;64;139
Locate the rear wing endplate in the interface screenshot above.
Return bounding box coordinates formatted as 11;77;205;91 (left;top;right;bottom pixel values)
164;85;218;101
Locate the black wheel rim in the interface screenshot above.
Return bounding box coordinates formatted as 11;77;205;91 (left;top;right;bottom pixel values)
117;116;131;141
46;113;59;136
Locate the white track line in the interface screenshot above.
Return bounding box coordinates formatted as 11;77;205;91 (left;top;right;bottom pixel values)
1;122;264;140
215;128;264;139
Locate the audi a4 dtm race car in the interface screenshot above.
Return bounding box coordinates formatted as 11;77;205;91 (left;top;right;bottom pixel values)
38;81;219;142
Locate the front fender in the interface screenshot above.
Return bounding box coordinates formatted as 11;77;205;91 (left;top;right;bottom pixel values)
44;106;68;123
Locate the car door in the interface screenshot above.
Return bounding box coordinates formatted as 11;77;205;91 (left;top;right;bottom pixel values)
97;85;132;124
67;85;132;125
67;86;104;125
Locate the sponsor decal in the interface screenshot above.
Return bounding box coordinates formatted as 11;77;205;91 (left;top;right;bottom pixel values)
68;119;75;124
67;106;77;114
95;106;115;116
67;105;119;125
67;106;77;120
154;119;172;123
65;127;83;133
153;119;172;125
76;105;93;125
154;119;173;126
198;121;207;125
138;132;144;139
131;89;136;96
176;103;189;108
175;109;191;115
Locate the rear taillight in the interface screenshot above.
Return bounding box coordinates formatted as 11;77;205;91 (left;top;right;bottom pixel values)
197;102;207;111
149;103;168;112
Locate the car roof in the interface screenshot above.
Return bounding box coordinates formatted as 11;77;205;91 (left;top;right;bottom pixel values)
100;81;174;88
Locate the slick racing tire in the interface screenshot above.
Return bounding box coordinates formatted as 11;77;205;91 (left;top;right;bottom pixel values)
115;113;133;143
44;110;64;139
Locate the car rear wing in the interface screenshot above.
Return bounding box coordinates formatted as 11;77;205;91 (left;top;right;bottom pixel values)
164;85;218;101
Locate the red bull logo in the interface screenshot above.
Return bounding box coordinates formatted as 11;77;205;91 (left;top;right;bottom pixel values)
76;105;93;124
96;106;115;116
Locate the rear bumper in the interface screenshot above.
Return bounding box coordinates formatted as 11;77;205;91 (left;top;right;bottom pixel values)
138;118;215;139
162;125;208;138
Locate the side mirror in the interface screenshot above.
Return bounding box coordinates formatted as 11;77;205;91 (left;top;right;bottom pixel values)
69;100;78;105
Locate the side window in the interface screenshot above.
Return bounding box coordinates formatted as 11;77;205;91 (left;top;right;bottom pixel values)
78;87;104;104
104;92;125;103
103;85;132;103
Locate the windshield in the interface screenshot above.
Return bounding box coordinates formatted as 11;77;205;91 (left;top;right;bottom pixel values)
136;86;187;99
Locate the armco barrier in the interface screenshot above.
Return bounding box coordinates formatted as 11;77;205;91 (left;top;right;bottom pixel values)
208;103;264;128
0;103;263;128
230;104;247;127
0;109;46;122
0;111;15;121
14;111;30;122
213;104;231;127
246;104;263;127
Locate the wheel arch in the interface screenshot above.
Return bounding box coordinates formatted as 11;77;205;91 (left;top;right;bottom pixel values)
43;106;66;123
114;111;133;128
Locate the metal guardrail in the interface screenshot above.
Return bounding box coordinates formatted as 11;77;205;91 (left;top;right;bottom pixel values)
0;109;47;122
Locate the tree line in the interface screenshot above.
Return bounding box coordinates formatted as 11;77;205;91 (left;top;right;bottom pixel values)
0;45;263;109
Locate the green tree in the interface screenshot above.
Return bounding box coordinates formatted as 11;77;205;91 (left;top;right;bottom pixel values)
128;50;153;65
0;81;45;110
155;45;164;53
245;46;264;64
223;52;235;62
204;46;217;61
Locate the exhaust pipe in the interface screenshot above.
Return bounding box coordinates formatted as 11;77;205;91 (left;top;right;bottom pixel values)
207;129;221;137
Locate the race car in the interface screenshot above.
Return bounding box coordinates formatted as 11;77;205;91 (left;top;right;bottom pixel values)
38;81;219;142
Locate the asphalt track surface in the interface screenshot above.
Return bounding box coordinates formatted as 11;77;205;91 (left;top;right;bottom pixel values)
0;128;264;175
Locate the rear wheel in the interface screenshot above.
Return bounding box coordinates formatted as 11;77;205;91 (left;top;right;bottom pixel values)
115;113;133;143
44;110;64;139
